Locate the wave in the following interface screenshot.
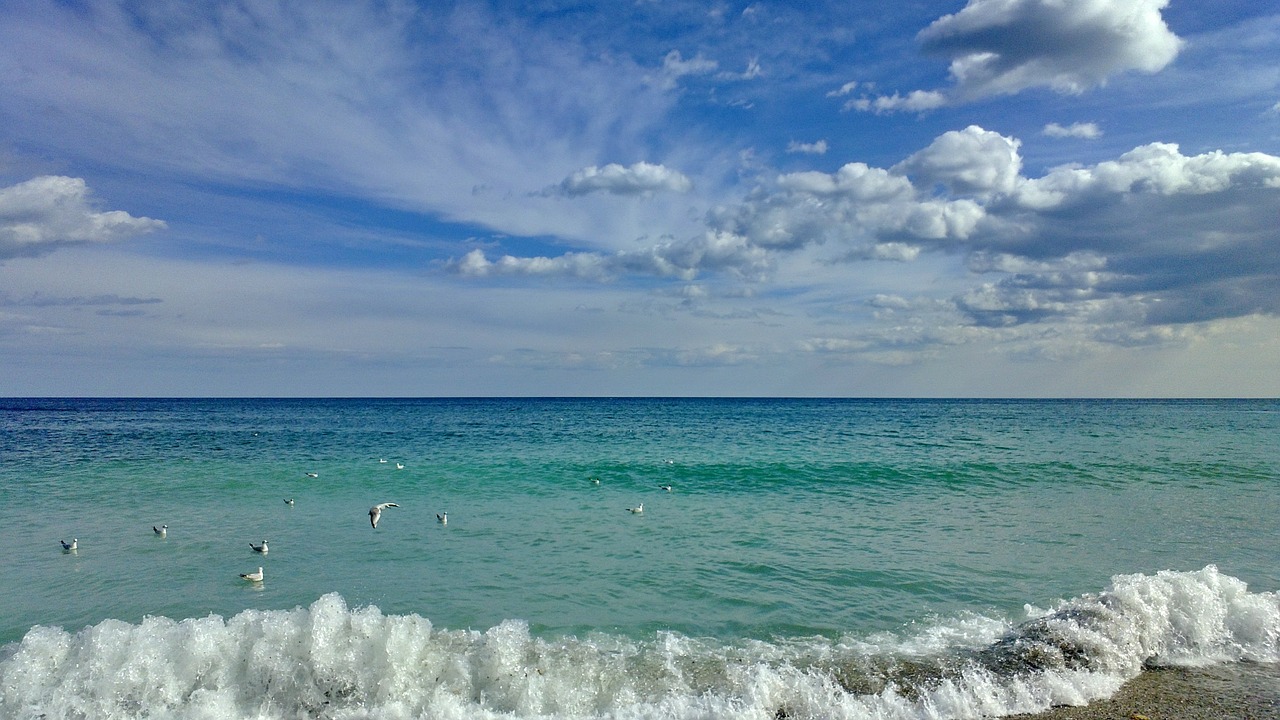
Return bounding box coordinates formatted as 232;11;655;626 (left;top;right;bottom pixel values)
2;566;1276;720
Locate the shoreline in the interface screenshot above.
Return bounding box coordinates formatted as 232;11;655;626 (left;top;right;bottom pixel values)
1003;662;1280;720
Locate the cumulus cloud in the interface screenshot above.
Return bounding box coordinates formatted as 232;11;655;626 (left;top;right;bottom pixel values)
449;230;770;283
893;125;1023;196
463;124;1280;363
922;0;1182;96
545;162;693;197
844;90;947;114
0;176;166;260
854;0;1182;111
1043;122;1102;139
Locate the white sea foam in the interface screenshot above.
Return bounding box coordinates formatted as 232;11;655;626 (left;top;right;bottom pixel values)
1;566;1276;720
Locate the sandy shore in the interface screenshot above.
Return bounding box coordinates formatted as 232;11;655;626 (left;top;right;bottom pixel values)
1003;663;1280;720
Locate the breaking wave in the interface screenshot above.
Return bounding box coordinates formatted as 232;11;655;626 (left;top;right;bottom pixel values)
2;566;1277;719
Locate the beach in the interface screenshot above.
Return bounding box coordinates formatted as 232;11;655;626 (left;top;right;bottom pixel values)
1007;663;1280;720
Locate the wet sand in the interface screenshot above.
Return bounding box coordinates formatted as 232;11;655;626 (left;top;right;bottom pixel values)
1004;663;1280;720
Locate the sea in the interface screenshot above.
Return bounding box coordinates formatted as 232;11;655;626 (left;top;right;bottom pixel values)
0;397;1277;720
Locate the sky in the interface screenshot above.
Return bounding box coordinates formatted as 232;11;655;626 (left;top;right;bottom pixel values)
2;0;1279;397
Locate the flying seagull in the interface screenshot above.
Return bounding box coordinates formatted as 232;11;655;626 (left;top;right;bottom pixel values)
154;525;168;537
60;538;78;551
240;567;264;582
250;540;268;554
369;502;400;528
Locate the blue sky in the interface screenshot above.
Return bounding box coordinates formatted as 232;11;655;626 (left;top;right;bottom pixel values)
2;0;1279;396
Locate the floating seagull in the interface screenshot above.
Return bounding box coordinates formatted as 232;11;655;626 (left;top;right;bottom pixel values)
369;502;399;528
305;472;318;478
379;458;387;463
60;538;78;551
627;504;644;514
436;512;448;525
250;540;268;554
396;462;405;470
240;567;264;582
659;485;673;492
153;524;168;537
590;477;601;485
284;498;294;505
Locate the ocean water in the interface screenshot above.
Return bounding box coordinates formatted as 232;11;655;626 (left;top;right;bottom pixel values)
0;397;1277;719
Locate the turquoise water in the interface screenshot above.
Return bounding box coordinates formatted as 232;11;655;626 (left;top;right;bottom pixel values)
1;398;1278;719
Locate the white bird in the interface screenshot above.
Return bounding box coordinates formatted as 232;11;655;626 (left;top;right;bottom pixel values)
395;462;405;470
305;472;318;478
379;458;387;463
154;524;168;537
437;512;448;525
250;540;268;554
284;498;294;505
240;567;264;582
627;504;644;514
590;477;601;485
659;485;673;492
60;538;78;551
369;502;400;528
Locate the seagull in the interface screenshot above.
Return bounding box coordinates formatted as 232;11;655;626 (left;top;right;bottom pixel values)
60;538;78;551
395;462;405;470
369;502;399;528
659;485;673;492
250;540;268;554
284;498;294;505
379;458;387;463
627;504;644;514
153;524;168;537
436;512;448;525
240;567;264;582
590;477;601;485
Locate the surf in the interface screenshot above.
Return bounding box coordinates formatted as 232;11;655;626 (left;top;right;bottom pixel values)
2;565;1276;720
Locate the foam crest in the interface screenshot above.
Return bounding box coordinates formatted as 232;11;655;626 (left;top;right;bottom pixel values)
1;567;1276;720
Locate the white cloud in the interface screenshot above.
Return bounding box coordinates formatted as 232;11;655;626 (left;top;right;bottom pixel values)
826;81;858;98
921;0;1183;98
1043;122;1103;139
452;248;611;280
656;49;719;89
0;1;688;250
546;161;694;197
893;125;1023;197
845;90;947;114
0;176;166;259
856;0;1182;112
1013;142;1280;209
450;230;770;283
786;140;829;155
